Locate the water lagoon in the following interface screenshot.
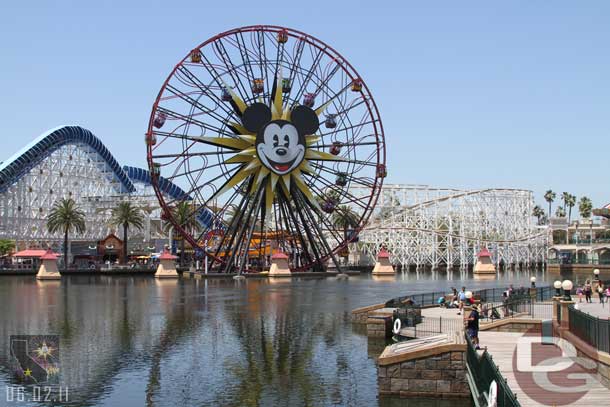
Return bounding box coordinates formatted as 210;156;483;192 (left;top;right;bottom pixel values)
0;271;551;406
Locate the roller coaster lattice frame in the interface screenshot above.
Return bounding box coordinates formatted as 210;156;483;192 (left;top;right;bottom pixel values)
351;185;548;270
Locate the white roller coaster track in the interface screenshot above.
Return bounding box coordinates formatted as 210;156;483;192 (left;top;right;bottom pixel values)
349;184;548;269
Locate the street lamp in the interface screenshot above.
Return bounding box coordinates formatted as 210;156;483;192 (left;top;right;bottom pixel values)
530;276;536;288
554;280;562;297
594;268;600;280
561;280;573;301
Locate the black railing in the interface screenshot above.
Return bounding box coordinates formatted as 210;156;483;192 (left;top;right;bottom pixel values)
385;291;448;308
385;286;553;309
568;305;610;354
465;334;521;407
413;316;464;338
482;298;554;322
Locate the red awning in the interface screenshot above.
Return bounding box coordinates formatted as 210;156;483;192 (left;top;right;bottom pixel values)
476;248;492;258
13;249;48;258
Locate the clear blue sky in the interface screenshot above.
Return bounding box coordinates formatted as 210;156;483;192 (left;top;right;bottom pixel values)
1;1;609;211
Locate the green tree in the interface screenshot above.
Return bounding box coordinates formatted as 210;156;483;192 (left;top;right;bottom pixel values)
0;239;15;256
170;200;201;266
332;205;359;242
544;190;556;222
532;205;545;226
555;205;566;218
47;198;86;270
579;196;593;244
111;201;144;264
561;192;576;224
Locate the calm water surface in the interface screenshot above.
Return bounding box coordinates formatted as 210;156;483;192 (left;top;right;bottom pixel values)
0;269;558;407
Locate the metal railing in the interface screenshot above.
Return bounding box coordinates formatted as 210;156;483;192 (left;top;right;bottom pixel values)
465;333;521;407
548;258;610;265
385;286;553;309
385;291;449;308
568;305;610;354
412;316;464;338
481;298;554;323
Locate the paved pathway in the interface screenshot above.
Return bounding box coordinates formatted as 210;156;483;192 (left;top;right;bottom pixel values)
574;297;610;318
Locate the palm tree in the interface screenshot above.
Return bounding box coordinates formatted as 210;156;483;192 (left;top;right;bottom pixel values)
579;196;593;244
544;190;556;221
565;193;576;224
0;239;15;257
111;201;144;263
332;205;359;242
47;198;86;270
532;205;545;226
555;205;566;218
169;200;201;266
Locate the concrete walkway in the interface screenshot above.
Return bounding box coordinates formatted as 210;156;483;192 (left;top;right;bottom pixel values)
574;297;610;318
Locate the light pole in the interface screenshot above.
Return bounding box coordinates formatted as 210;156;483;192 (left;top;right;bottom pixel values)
554;280;562;297
530;276;536;289
561;280;573;301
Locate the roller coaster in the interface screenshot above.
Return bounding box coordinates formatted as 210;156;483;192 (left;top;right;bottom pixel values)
350;184;547;270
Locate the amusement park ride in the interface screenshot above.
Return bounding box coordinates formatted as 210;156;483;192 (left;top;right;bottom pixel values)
146;26;386;274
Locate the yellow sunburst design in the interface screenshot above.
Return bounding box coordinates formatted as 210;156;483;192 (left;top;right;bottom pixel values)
34;341;55;360
202;70;344;219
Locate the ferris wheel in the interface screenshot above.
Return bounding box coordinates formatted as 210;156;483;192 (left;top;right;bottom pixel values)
146;25;386;273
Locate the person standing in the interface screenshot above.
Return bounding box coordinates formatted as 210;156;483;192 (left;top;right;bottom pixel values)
597;282;605;305
584;280;592;303
467;304;481;350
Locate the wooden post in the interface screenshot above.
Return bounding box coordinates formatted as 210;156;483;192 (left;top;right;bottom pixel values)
559;300;574;329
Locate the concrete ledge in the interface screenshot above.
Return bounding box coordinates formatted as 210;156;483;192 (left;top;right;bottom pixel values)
380;390;470;399
379;343;466;366
378;346;470;398
351;303;386;324
479;318;542;332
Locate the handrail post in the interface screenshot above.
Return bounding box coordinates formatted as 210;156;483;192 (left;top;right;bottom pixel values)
559;300;575;329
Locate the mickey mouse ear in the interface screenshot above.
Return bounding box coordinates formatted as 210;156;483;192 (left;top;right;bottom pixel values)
290;105;319;135
242;103;272;133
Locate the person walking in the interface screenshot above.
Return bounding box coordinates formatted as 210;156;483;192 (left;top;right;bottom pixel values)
576;286;584;303
467;304;481;350
584;280;592;303
597;282;605;305
457;286;467;315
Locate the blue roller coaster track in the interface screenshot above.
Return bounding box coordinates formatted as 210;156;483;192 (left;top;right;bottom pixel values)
0;125;135;194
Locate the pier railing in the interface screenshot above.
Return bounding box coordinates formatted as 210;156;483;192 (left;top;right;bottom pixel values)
412;316;464;338
568;305;610;354
481;298;554;322
385;286;553;308
465;334;521;407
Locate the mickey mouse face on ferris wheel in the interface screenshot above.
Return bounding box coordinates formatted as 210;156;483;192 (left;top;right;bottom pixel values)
242;103;319;176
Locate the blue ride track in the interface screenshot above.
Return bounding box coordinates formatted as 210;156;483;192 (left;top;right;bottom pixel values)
0;125;135;194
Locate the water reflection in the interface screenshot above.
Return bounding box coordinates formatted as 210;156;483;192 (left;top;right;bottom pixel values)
0;271;554;406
